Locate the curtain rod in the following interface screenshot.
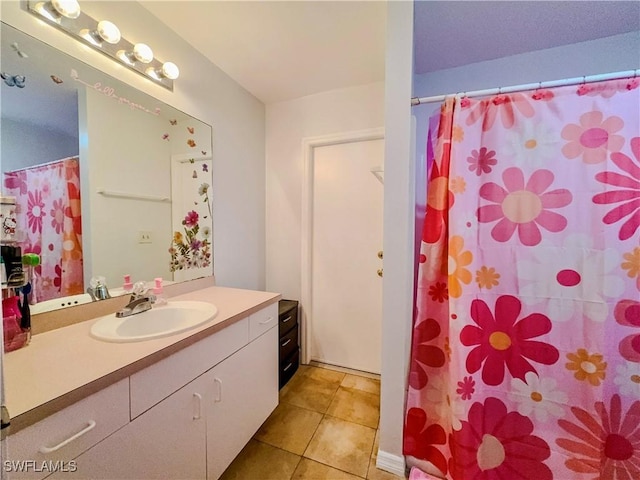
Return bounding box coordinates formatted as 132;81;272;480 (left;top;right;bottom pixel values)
410;69;639;106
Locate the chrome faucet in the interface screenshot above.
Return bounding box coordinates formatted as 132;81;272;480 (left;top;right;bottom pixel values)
116;295;153;318
87;280;111;301
116;281;156;318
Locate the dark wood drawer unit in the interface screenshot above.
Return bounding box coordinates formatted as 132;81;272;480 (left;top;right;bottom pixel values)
278;300;299;389
280;349;299;389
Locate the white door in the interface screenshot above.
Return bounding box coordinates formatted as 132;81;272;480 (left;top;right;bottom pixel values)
311;138;384;374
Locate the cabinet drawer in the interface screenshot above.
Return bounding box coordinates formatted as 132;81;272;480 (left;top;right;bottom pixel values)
279;349;299;389
278;308;297;337
248;303;278;341
279;324;298;361
130;318;248;419
7;379;129;480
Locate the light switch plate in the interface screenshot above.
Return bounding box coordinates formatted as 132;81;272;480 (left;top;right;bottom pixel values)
137;231;152;244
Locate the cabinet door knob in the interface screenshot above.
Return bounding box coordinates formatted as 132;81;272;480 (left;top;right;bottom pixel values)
377;268;383;277
377;250;383;259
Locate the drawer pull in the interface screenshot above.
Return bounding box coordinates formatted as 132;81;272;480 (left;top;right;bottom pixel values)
193;393;203;420
259;316;274;325
281;339;292;347
214;378;223;403
39;420;96;454
282;316;292;323
283;363;293;372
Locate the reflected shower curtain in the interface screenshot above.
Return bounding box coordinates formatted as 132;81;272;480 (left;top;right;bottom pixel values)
404;78;640;479
4;157;83;302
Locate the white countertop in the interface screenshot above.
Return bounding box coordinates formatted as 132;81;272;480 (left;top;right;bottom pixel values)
4;285;280;432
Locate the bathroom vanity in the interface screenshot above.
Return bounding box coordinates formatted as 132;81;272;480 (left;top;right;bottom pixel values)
3;285;280;479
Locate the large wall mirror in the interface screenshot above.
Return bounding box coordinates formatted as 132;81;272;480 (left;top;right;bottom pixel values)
1;22;214;314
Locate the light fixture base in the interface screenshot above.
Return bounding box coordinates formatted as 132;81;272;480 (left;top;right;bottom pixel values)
25;0;175;91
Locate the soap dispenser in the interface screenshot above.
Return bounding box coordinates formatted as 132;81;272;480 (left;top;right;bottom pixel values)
153;277;167;306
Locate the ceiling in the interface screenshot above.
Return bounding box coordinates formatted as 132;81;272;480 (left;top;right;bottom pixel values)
140;0;639;105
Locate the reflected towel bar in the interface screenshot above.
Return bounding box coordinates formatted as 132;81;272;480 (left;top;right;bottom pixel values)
97;189;171;203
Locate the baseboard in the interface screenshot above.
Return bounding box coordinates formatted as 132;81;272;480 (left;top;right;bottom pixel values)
376;450;406;477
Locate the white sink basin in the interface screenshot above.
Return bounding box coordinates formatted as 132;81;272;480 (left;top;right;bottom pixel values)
90;301;218;343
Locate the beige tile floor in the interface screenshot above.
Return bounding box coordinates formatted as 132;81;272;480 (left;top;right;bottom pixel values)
220;364;406;480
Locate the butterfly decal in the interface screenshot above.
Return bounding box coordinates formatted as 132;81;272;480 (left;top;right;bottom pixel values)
187;139;196;148
202;164;209;173
162;133;170;141
11;42;28;59
170;119;177;125
187;126;195;134
201;151;207;156
188;158;195;164
1;73;25;88
192;170;198;178
50;75;63;84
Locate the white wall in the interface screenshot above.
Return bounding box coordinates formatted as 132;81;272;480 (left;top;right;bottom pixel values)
80;87;173;287
377;1;414;474
413;31;640;98
0;0;266;291
1;119;78;172
265;81;385;300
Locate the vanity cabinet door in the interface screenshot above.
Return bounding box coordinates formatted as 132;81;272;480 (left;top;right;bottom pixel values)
58;375;208;480
206;325;279;479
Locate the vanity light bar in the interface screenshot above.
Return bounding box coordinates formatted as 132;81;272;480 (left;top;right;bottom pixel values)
25;0;178;91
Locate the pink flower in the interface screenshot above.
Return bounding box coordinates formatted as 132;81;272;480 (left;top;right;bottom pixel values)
615;299;640;363
467;147;497;176
50;198;65;234
557;395;640;478
477;167;572;246
408;318;446;390
27;190;46;234
465;93;535;131
183;210;199;228
593;137;640;241
456;376;475;400
460;295;559;386
561;110;624;164
448;397;552;480
404;408;448;476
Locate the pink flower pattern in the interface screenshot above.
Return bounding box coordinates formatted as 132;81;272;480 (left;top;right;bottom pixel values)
561;110;625;164
461;295;559;386
477;167;572;246
449;397;552;480
405;79;639;480
593;137;640;241
466;147;497;176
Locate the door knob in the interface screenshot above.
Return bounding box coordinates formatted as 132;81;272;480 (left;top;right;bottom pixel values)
377;250;383;259
377;268;383;277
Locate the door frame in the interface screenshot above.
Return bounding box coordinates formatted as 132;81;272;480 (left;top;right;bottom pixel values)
300;127;385;365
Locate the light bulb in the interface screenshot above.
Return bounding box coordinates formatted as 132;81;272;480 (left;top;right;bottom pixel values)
117;43;154;66
161;62;179;80
97;20;121;44
51;0;80;19
133;43;154;63
80;20;121;47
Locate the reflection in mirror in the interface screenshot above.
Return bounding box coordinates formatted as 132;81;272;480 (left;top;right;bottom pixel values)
0;22;214;315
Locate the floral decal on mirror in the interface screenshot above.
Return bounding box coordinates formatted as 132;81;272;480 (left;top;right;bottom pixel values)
169;181;212;272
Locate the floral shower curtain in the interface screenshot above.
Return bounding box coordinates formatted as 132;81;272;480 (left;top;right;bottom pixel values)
4;157;83;302
404;78;640;479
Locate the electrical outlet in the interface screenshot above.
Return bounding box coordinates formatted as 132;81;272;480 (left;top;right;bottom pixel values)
138;231;152;244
